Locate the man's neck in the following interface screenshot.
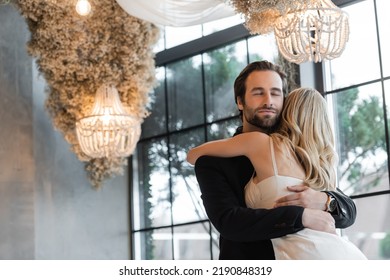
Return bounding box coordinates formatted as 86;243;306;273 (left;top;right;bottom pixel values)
242;125;269;134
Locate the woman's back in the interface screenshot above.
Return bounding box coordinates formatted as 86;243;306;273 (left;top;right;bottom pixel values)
244;136;367;260
244;132;305;185
245;135;305;209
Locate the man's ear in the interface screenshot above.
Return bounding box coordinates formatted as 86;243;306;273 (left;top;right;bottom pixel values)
237;97;244;110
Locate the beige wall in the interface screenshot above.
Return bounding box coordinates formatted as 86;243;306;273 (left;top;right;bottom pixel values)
0;4;130;260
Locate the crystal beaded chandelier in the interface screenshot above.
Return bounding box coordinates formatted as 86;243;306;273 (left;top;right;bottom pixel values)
273;0;350;64
76;85;141;159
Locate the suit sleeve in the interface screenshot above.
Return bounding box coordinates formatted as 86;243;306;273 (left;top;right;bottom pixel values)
323;188;357;228
194;155;305;242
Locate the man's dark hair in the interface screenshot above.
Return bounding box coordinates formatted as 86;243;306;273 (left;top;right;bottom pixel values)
233;60;288;106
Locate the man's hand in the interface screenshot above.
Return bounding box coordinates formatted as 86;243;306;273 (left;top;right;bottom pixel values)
273;184;328;210
302;208;336;234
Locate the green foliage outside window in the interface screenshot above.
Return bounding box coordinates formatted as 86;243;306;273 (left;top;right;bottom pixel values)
379;232;390;259
335;87;387;195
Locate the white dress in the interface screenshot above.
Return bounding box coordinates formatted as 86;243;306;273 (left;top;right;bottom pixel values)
244;138;367;260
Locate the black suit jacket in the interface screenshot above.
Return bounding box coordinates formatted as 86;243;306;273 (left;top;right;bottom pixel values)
195;155;357;260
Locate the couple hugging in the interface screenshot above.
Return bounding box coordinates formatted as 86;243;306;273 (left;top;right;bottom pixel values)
187;60;366;260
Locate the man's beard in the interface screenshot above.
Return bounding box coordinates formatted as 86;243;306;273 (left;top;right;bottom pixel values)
243;107;281;133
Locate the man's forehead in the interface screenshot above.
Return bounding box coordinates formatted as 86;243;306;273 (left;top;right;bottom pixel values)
246;71;283;88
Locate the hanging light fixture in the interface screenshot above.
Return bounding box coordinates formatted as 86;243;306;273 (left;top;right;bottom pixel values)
273;0;350;64
76;85;141;159
75;0;92;16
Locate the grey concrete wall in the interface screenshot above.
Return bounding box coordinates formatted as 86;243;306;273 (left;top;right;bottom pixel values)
0;4;130;260
0;3;34;260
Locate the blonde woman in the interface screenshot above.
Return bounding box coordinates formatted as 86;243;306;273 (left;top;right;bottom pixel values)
187;88;367;259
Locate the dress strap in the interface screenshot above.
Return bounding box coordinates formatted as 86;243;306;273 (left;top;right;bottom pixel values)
269;137;278;176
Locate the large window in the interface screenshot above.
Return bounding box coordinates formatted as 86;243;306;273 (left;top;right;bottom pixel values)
132;0;390;260
323;0;390;260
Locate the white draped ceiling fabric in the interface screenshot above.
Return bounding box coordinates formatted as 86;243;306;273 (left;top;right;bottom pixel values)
115;0;236;27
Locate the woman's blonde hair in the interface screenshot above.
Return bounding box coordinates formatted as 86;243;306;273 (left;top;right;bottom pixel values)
272;87;338;191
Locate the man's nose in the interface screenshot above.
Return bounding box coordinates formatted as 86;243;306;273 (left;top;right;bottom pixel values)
263;93;272;107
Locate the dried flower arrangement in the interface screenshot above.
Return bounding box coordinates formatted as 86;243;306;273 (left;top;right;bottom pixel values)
15;0;160;187
229;0;314;34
